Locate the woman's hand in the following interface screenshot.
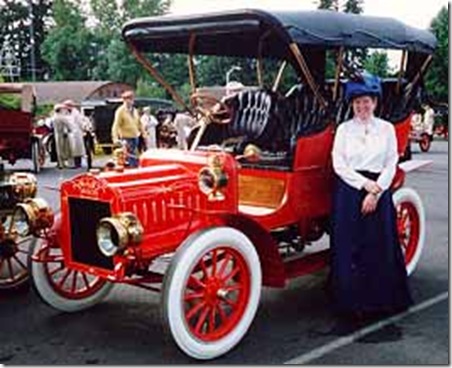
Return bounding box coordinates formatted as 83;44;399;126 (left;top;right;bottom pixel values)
361;193;378;215
363;180;382;195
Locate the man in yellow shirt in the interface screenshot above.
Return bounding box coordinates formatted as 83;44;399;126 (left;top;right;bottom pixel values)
111;90;145;167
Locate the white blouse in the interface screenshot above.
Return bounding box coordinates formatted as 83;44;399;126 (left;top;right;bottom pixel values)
332;117;398;191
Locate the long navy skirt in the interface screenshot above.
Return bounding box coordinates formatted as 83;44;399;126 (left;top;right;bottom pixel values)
330;172;413;315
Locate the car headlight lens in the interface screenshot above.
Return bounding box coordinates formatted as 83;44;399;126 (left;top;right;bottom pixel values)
12;198;53;236
198;167;216;194
12;206;30;237
198;154;228;201
96;213;143;257
96;221;120;257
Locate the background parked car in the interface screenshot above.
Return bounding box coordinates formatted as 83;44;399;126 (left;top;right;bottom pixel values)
0;83;46;173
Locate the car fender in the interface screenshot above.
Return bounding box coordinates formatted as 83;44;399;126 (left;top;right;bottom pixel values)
219;213;286;288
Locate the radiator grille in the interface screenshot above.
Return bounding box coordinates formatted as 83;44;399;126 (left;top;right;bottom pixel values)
68;197;114;270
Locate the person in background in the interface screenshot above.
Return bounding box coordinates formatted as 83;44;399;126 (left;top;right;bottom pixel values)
63;99;86;168
140;106;159;149
111;90;145;167
422;103;435;141
52;104;72;169
330;72;412;332
411;107;423;130
174;111;196;150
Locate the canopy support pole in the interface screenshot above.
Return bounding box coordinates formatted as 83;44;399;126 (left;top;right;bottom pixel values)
128;43;192;114
404;54;433;98
333;47;344;102
396;50;407;95
272;61;287;92
188;33;197;94
289;43;327;109
256;59;263;87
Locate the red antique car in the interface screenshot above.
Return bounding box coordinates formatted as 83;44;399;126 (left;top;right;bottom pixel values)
18;9;435;359
0;83;46;173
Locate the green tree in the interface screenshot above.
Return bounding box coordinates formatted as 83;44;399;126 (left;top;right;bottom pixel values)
31;0;53;79
343;0;366;70
0;0;52;81
363;51;389;77
317;0;339;11
343;0;363;13
89;0;171;84
41;0;97;80
425;6;448;103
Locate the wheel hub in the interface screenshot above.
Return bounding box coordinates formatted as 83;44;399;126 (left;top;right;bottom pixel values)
205;278;223;305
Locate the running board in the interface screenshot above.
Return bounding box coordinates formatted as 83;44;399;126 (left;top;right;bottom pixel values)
284;249;330;279
399;159;432;173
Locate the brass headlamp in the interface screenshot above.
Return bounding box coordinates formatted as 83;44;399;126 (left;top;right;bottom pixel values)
9;172;37;201
198;155;228;201
96;212;144;257
12;198;54;236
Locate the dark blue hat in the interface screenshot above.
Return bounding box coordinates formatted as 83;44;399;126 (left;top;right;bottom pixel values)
345;71;382;102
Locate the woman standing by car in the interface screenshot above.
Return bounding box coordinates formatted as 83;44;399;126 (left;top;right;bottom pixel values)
330;72;412;326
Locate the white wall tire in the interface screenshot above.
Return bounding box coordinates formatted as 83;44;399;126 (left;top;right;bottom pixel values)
162;227;262;360
30;238;113;312
393;187;426;276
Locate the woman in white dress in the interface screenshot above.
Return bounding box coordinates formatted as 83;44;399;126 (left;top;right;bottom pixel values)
330;72;412;330
140;106;158;149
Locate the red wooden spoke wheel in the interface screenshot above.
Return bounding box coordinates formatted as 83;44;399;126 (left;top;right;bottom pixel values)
183;247;251;342
419;133;431;152
0;233;34;291
393;188;426;276
30;239;113;312
163;227;261;360
397;201;420;266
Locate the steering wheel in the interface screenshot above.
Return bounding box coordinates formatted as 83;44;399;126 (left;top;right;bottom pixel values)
190;92;231;124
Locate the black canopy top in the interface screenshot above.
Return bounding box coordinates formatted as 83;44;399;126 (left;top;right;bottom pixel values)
122;9;437;57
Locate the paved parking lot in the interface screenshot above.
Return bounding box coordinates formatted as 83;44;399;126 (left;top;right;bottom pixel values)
0;140;448;364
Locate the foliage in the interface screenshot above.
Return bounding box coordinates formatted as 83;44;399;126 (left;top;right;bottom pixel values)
0;93;21;109
41;0;97;80
363;51;389;77
89;0;171;85
39;0;171;84
136;77;167;99
424;6;448;103
0;0;52;81
342;0;363;13
317;0;339;11
34;103;53;118
342;0;367;72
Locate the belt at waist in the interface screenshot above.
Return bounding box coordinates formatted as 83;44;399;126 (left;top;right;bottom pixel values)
356;170;380;181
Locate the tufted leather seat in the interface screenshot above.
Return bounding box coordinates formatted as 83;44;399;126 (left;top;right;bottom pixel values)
224;89;279;150
283;84;330;149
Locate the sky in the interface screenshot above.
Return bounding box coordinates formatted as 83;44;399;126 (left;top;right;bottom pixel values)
170;0;448;30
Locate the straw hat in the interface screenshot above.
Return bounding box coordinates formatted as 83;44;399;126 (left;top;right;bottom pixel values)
62;99;79;108
53;103;67;112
